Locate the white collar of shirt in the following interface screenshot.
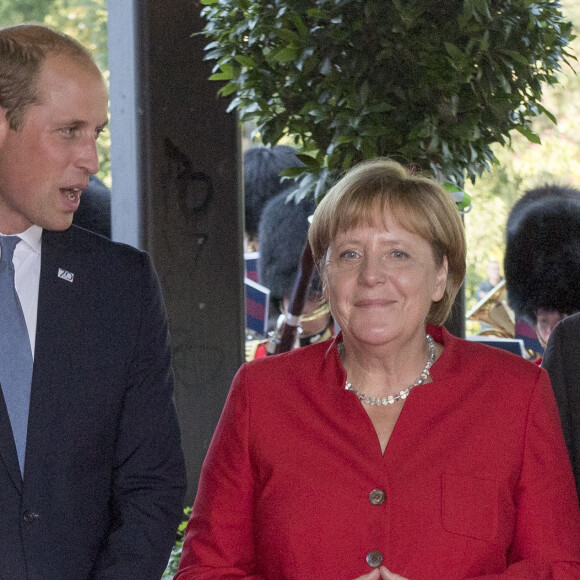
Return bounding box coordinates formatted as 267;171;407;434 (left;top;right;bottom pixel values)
14;225;42;257
0;225;42;257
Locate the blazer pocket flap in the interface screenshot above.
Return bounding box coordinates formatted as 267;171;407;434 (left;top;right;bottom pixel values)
441;473;499;542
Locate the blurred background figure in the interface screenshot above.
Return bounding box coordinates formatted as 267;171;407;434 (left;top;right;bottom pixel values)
242;145;309;359
72;175;111;238
251;190;333;358
475;259;503;300
542;311;580;503
504;184;580;356
243;144;304;252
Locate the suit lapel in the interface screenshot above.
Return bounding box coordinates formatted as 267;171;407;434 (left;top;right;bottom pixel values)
24;229;78;479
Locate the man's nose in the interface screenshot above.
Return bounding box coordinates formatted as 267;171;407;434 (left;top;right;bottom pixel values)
76;136;99;175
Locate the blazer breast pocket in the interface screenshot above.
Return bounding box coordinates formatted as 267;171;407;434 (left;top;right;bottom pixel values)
441;472;500;542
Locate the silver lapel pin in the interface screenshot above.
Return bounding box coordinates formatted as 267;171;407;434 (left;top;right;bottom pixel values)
57;268;74;282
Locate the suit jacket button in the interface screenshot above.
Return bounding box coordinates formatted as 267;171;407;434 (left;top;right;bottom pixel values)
369;489;386;505
23;510;38;523
366;550;383;568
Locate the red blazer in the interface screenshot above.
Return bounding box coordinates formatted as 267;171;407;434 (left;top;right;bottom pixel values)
177;326;580;579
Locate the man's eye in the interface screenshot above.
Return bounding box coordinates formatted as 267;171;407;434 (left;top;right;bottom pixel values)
60;127;76;136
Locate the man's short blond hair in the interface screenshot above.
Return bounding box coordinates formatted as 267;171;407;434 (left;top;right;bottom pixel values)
0;24;99;130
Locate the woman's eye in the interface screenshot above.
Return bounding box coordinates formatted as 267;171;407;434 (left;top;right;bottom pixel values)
340;250;359;260
392;250;408;259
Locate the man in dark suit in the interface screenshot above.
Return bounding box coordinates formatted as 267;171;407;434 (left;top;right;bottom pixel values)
542;313;580;503
0;24;186;579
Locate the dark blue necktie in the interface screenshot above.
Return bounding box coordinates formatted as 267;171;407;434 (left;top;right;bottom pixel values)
0;236;33;474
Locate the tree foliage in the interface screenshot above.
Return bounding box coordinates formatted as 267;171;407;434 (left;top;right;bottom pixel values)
44;0;108;72
464;0;580;317
0;0;107;69
0;0;57;26
201;0;574;198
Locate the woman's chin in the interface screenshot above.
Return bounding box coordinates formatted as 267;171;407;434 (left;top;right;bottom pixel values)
344;326;399;347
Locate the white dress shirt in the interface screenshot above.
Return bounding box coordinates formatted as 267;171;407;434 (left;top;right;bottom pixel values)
0;226;42;358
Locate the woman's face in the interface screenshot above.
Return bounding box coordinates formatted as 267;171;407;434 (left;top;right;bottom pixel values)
324;212;448;349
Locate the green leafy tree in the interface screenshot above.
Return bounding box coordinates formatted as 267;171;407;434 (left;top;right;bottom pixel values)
0;0;107;73
200;0;574;342
201;0;574;201
0;0;56;26
465;0;580;322
44;0;108;72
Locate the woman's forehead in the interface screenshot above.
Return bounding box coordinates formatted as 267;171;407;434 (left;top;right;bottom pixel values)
334;198;426;238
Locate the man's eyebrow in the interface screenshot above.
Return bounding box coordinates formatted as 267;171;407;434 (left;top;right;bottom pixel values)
55;118;109;128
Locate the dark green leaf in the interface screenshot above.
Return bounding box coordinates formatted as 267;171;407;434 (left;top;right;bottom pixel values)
272;45;299;63
515;126;542;144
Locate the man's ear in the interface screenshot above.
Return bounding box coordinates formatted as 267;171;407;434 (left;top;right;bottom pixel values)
0;107;11;146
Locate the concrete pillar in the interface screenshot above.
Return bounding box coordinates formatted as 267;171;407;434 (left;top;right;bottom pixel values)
108;0;245;504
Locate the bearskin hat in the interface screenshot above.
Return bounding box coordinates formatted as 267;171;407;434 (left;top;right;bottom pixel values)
257;190;318;302
504;184;580;325
243;145;305;239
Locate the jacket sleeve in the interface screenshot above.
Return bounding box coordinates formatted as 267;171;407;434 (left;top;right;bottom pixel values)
91;252;187;579
175;364;266;580
467;369;580;579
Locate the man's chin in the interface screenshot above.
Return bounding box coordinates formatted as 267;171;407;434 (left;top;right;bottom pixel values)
41;216;75;232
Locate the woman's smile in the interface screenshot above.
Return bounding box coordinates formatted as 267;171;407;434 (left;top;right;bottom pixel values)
354;297;396;307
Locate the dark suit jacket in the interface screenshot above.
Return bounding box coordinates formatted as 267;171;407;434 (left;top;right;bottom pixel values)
542;312;580;502
0;226;186;579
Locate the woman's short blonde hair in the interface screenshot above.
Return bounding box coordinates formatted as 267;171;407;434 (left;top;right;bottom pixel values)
308;158;466;326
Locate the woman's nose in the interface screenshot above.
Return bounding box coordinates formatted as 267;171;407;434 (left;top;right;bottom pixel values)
359;254;387;285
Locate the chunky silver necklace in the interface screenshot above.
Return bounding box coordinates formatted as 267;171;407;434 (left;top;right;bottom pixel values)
339;334;436;406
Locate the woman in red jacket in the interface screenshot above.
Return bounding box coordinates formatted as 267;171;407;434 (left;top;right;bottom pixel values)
177;159;580;580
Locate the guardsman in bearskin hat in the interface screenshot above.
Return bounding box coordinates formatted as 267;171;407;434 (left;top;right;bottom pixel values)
254;189;333;357
243;145;305;251
504;184;580;349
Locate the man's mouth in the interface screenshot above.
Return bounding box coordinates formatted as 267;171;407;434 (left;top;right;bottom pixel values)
60;187;82;201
